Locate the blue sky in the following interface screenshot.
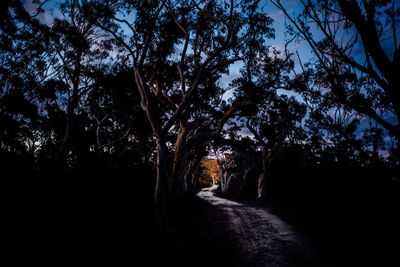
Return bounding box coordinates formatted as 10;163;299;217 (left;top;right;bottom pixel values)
220;0;315;100
23;0;398;154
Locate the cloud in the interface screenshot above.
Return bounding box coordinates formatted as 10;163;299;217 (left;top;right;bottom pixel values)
238;127;252;138
218;61;243;88
269;9;286;25
23;0;57;26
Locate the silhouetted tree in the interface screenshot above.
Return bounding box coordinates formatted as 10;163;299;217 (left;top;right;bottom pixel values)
230;45;306;198
0;0;52;155
51;1;112;166
271;0;400;144
83;0;274;232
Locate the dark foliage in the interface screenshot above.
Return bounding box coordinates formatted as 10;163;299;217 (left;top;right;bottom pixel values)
0;0;398;265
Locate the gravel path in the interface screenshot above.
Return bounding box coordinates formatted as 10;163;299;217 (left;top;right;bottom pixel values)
197;186;334;267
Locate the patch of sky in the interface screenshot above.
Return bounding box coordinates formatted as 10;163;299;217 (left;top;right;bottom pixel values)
24;0;62;26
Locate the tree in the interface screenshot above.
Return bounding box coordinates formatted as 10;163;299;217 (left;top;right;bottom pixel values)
231;45;307;198
87;70;153;154
213;137;259;195
51;1;112;166
199;158;220;186
0;0;52;155
84;0;274;232
271;0;400;145
245;96;306;198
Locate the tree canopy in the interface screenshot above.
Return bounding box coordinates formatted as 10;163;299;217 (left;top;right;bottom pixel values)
5;1;399;243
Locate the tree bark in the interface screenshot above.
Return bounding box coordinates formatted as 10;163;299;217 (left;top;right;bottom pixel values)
257;146;281;199
257;172;265;199
183;158;200;192
217;157;226;192
155;140;169;234
240;166;253;193
189;158;201;189
257;149;269;198
169;122;188;198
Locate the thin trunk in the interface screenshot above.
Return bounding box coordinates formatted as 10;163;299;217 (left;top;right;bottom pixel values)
55;129;71;167
183;172;188;193
240;166;253;193
190;160;200;188
257;172;265;198
55;100;75;167
183;158;200;193
155;140;169;234
55;46;81;166
226;173;234;191
257;147;280;199
217;158;225;192
222;171;230;193
211;174;217;185
135;68;170;234
257;149;269;198
169;123;188;198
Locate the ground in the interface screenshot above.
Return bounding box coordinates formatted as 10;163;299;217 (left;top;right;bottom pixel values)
197;185;334;267
41;178;398;266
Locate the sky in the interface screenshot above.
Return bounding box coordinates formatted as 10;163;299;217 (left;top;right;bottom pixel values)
24;0;60;25
219;0;309;102
23;0;398;154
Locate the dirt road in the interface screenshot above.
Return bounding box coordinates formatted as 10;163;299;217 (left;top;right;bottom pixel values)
197;186;333;267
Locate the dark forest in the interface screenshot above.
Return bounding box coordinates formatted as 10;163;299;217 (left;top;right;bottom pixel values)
2;0;399;265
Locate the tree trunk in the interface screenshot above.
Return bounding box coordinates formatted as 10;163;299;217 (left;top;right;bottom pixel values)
240;166;253;193
257;148;273;199
183;158;200;192
226;173;235;192
155;140;169;234
55;101;75;167
257;172;265;198
217;158;226;192
169;124;188;198
55;130;71;167
190;159;200;189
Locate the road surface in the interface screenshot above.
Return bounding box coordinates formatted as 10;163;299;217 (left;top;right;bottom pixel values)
197;185;333;267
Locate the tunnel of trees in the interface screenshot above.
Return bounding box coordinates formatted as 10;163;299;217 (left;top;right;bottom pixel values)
2;0;399;265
